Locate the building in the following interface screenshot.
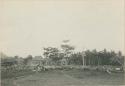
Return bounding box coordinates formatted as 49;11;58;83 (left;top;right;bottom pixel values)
27;56;44;69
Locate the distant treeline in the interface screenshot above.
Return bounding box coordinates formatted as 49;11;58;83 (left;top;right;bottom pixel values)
43;47;124;66
69;49;124;66
0;40;124;67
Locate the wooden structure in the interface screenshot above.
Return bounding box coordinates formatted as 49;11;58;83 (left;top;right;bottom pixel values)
82;51;86;67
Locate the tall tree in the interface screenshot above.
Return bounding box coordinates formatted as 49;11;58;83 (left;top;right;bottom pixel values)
69;52;83;65
43;47;62;64
61;40;75;64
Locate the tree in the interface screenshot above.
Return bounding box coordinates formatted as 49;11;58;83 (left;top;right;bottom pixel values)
110;51;124;66
43;47;62;64
91;49;98;66
118;51;122;57
69;52;83;65
23;55;33;65
60;40;75;64
14;55;19;59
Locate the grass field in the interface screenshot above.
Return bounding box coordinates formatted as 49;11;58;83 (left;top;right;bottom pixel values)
1;69;125;86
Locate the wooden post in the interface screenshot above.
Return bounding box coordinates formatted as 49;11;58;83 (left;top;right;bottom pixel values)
82;51;85;68
122;52;125;71
82;55;84;67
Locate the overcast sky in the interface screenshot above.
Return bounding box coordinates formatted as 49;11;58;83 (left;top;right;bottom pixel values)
0;0;124;57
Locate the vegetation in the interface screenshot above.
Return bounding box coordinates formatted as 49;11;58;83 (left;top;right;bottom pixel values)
0;40;124;86
0;40;124;79
42;41;124;67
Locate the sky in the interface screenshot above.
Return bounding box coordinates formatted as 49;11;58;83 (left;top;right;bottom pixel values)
0;0;124;57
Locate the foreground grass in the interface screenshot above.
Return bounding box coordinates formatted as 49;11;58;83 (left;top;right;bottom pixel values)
1;69;34;79
63;69;125;85
1;69;125;86
1;69;34;86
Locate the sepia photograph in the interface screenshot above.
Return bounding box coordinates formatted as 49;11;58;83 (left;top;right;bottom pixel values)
0;0;125;86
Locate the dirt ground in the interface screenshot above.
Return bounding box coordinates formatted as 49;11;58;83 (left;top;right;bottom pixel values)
1;70;125;86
